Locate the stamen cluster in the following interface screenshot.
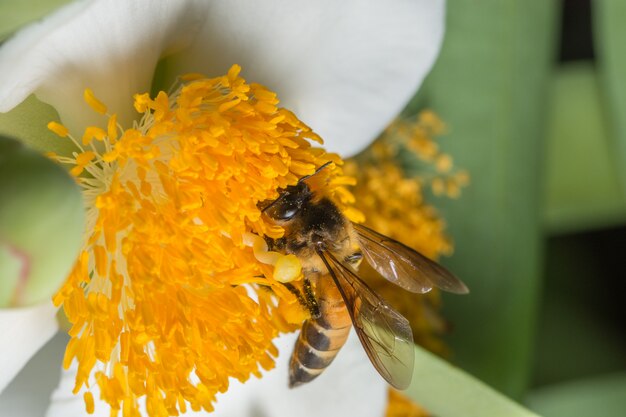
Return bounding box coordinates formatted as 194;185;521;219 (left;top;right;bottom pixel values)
49;65;357;416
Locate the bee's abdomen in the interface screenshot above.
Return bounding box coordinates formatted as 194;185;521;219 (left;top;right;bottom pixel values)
289;280;351;388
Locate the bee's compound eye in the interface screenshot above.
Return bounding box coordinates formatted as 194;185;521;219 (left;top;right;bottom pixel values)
264;183;309;221
265;200;299;221
276;205;299;220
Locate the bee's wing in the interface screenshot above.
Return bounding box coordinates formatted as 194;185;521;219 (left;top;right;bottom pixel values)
353;223;469;294
318;250;415;390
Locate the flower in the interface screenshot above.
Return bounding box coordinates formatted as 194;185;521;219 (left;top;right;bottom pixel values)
49;67;363;416
0;1;445;416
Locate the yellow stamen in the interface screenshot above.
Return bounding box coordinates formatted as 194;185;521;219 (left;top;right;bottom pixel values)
47;121;69;137
51;65;358;416
84;88;108;114
84;391;95;415
435;154;452;173
431;177;445;196
385;388;430;417
75;151;95;165
82;126;107;146
107;114;118;143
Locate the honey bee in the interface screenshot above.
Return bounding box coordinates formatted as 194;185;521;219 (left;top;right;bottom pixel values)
262;162;469;390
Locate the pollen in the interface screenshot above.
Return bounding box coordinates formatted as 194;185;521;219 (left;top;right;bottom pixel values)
273;254;302;283
49;65;356;416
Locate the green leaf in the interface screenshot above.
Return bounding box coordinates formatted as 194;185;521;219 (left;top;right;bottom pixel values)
531;234;626;386
0;0;71;42
526;373;626;417
594;0;626;193
0;94;78;157
413;0;559;399
408;345;541;417
543;64;626;233
531;294;626;386
0;135;84;307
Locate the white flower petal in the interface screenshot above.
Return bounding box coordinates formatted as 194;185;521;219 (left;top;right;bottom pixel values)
45;331;387;417
1;0;442;156
0;0;207;137
169;0;445;156
211;331;388;417
0;302;58;394
0;332;67;417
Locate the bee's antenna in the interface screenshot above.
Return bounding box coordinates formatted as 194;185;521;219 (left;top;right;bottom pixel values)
298;161;334;183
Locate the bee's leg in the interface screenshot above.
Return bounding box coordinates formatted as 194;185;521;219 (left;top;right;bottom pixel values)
303;277;320;319
282;279;320;319
344;251;363;268
282;282;307;306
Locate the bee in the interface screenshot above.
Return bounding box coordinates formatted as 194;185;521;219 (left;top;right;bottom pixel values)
261;162;469;390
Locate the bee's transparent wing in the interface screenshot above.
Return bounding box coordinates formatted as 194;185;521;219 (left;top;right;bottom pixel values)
353;223;469;294
317;250;415;390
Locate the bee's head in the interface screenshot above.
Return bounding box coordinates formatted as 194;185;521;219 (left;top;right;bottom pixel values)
260;162;333;222
262;181;312;222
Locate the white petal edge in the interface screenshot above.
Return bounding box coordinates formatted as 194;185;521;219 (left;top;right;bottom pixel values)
0;0;208;138
0;301;58;394
169;0;446;156
46;331;388;417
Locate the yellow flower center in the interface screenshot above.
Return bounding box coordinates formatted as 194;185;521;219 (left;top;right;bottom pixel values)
48;65;359;416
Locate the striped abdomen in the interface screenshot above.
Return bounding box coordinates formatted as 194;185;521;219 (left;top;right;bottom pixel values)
289;276;352;387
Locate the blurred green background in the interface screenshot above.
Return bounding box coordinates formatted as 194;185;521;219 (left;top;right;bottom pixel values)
405;1;626;416
1;1;624;416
